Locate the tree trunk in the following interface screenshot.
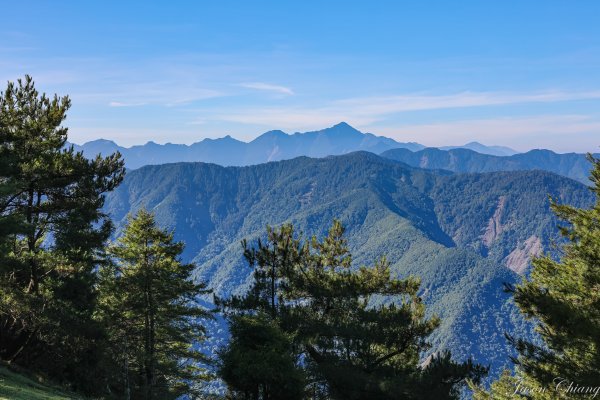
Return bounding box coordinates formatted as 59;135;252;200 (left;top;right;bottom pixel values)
143;240;155;400
7;328;38;363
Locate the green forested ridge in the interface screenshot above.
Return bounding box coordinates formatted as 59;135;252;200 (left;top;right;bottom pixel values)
103;151;594;375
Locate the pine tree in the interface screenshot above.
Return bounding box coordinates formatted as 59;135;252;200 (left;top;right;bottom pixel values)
474;155;600;400
218;313;306;400
219;221;487;399
98;209;212;399
0;75;124;390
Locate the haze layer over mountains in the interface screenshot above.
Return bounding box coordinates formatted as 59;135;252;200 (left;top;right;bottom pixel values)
72;122;596;185
71;122;518;167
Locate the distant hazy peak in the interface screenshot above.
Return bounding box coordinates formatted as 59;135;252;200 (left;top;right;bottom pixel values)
251;130;288;141
440;142;518;156
82;138;119;146
69;122;525;169
333;121;353;129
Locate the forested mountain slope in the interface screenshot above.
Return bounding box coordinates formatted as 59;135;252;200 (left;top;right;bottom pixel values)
103;152;594;374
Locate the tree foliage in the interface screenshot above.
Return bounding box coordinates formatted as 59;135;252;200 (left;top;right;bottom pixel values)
219;221;487;399
97;209;213;399
474;155;600;399
0;75;124;390
218;313;305;400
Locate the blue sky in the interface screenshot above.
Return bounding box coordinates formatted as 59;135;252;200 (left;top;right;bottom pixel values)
2;1;600;152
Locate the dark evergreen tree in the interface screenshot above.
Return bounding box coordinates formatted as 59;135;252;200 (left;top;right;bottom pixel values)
0;75;124;391
218;313;305;400
474;155;600;400
97;209;212;399
219;221;487;399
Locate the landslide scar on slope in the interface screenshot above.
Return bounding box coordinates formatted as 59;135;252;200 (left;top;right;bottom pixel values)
482;196;507;247
505;235;542;274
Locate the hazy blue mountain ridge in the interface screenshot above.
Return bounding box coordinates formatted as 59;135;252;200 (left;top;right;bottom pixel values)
381;147;599;184
69;122;599;187
440;141;518;156
70;123;423;168
70;122;529;169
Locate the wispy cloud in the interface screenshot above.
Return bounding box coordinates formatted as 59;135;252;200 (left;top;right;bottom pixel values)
0;54;229;107
207;90;600;133
109;101;147;107
333;90;600;115
239;82;294;95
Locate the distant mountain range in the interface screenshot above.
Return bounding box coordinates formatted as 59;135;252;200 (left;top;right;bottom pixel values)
103;151;594;376
381;147;599;185
69;122;521;169
439;142;518;156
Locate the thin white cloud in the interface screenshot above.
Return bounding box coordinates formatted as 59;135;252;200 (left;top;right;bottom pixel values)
202;91;600;135
79;85;224;107
0;54;228;107
333;90;600;115
108;101;147;107
198;90;600;153
239;82;294;95
207;90;600;133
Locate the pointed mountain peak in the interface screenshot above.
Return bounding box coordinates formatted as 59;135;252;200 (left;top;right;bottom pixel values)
319;122;363;137
332;121;353;129
329;121;361;132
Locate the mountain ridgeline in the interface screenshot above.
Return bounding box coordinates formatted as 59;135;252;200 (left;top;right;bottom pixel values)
71;122;423;169
72;122;597;187
70;122;531;170
381;147;599;185
103;152;594;374
439;142;517;156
